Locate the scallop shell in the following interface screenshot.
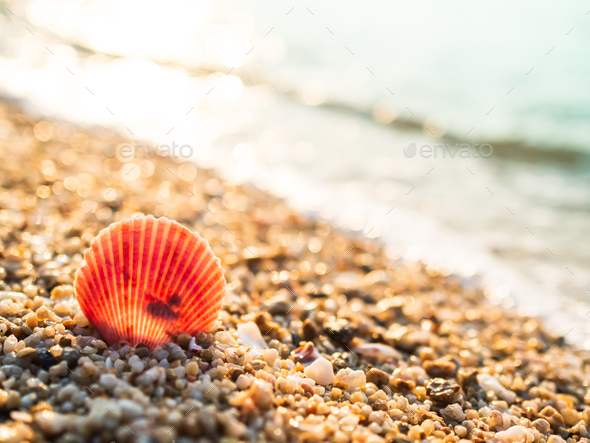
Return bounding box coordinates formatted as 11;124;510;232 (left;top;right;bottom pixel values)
74;215;226;349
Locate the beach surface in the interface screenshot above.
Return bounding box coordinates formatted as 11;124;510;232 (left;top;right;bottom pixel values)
0;101;588;442
1;0;589;347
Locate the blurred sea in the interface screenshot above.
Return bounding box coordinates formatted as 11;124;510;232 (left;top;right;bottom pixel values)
0;0;589;344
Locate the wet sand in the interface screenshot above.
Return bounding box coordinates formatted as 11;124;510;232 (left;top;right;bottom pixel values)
0;100;589;442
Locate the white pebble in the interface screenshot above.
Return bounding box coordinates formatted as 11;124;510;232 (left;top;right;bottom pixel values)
236;374;252;390
173;366;185;378
263;348;279;367
3;335;17;354
99;373;118;391
334;368;366;388
131;361;145;373
477;374;505;396
119;399;143;420
0;292;27;303
495;425;534;443
304;357;334;386
287;375;315;387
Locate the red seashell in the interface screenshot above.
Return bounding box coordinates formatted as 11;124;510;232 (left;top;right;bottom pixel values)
74;215;226;349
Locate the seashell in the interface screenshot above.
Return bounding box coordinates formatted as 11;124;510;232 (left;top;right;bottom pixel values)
238;321;266;349
352;343;403;360
291;342;321;366
74;215;226;349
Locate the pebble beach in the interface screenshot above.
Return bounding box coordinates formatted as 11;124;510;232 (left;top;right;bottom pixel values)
0;99;589;443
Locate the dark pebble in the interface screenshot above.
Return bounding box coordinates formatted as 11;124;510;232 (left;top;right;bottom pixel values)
267;300;291;316
59;337;72;348
136;347;150;358
61;349;80;369
38;350;59;370
228;367;244;381
302;319;318;341
291;333;301;348
324;319;355;345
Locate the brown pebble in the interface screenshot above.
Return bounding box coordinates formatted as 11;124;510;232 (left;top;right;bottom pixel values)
533;418;551;434
200;349;214;362
426;378;461;404
423;358;457;378
394;378;416;392
177;333;191;349
250;360;267;371
373;399;388;411
59;337;72;348
540;406;565;428
366;368;390;387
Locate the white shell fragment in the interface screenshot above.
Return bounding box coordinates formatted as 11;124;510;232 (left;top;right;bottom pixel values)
304;357;334;386
238;321;267;349
188;337;203;352
352;343;402;360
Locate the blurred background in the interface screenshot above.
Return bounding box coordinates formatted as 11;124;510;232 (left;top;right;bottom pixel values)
0;0;589;344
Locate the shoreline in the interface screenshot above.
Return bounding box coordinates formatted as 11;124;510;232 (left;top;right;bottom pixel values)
0;101;589;442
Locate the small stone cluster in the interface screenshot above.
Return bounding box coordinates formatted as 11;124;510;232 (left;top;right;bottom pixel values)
0;101;589;443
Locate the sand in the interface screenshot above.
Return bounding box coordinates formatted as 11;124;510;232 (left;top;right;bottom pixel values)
0;99;588;443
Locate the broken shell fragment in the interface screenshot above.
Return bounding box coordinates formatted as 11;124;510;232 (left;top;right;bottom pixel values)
291;342;321;366
238;321;266;349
